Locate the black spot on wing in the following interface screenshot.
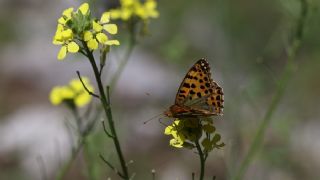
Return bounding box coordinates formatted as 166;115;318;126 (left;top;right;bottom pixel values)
183;83;190;88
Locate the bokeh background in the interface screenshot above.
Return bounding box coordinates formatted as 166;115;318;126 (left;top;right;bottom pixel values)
0;0;320;180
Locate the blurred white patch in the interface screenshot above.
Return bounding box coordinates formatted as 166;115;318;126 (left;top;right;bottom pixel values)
160;162;189;180
115;49;179;101
0;105;71;180
290;120;320;177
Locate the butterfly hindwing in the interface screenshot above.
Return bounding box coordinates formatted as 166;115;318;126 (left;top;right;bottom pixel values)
174;58;224;116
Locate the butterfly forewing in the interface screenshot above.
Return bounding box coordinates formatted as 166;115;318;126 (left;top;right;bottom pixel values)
174;58;224;116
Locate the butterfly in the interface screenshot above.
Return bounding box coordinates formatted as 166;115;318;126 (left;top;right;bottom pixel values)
164;58;224;118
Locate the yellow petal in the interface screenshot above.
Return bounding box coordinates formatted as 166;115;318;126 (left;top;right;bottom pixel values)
58;17;67;25
92;21;103;32
67;42;79;53
136;6;147;19
69;79;82;91
110;9;121;19
164;126;173;135
103;24;118;34
70;77;93;107
61;29;73;40
53;31;63;44
60;87;75;99
78;3;89;15
56;24;64;32
100;12;110;23
69;77;92;92
62;7;74;19
173;119;181;126
49;87;63;105
58;46;67;60
83;31;93;41
87;39;98;50
52;39;63;45
148;9;159;18
169;139;183;148
122;0;134;6
75;92;92;107
96;33;108;44
121;8;132;20
145;0;156;9
105;40;120;46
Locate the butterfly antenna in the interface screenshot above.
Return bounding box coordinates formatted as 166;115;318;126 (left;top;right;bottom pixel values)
158;118;168;127
143;112;164;124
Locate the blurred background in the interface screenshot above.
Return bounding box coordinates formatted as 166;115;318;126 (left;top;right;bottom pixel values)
0;0;320;179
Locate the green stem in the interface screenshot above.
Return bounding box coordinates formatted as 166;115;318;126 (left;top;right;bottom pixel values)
56;141;83;180
83;137;97;180
195;140;205;180
56;107;83;180
84;44;129;179
233;1;308;180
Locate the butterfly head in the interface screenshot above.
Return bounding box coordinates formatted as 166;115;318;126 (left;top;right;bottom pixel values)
163;109;173;117
164;105;182;118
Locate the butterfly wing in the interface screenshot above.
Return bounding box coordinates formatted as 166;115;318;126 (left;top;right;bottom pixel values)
174;58;224;116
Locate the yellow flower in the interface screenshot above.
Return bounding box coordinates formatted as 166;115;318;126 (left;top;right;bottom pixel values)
164;119;187;148
169;138;184;148
165;122;185;148
83;15;120;50
53;28;80;60
110;0;159;21
53;4;89;60
49;77;94;107
53;3;120;59
136;0;159;20
164;118;225;150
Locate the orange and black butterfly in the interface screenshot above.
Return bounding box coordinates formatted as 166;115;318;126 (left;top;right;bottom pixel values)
164;58;224;118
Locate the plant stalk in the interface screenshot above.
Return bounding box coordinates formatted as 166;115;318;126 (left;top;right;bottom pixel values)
195;140;205;180
233;0;308;179
85;45;129;179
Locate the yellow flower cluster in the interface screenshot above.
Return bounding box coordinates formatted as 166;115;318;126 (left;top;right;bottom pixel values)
49;77;94;107
110;0;159;21
165;119;202;148
83;12;120;50
52;3;120;60
164;119;225;150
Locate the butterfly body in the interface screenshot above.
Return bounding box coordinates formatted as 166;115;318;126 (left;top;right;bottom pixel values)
164;58;224;119
164;104;218;118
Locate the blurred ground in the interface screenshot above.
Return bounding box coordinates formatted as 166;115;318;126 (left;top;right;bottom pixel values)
0;0;320;180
